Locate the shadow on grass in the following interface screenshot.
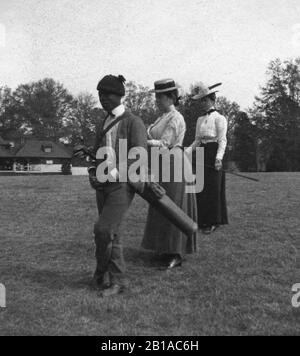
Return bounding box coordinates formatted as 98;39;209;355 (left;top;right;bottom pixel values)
3;247;165;293
125;247;164;268
2;264;92;291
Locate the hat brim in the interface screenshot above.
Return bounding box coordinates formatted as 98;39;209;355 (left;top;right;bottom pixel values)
192;89;218;101
150;86;179;93
208;82;222;90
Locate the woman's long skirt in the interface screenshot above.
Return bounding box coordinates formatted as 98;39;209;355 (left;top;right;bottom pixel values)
196;142;228;227
142;147;198;255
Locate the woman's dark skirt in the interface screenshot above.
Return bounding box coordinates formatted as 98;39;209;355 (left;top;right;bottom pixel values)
196;142;228;227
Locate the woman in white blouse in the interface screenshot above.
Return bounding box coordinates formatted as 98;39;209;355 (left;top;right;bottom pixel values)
142;79;197;269
189;82;228;234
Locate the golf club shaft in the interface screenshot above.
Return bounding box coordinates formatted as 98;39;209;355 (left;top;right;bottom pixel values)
205;164;259;182
76;148;259;182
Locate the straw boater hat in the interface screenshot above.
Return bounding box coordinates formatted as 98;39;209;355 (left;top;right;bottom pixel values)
192;82;222;100
150;78;179;93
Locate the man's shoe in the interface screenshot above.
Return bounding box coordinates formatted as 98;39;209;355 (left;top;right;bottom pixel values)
100;284;125;297
89;272;110;291
89;278;108;291
202;225;218;235
167;255;182;269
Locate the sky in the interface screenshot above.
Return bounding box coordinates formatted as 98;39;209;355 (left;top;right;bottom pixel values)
0;0;300;109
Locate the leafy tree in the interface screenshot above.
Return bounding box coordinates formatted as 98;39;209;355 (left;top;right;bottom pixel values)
124;81;158;126
253;58;300;171
232;112;257;171
0;86;25;141
12;78;74;141
62;92;105;146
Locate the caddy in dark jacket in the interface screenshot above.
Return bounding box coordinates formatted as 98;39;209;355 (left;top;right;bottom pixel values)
91;74;147;297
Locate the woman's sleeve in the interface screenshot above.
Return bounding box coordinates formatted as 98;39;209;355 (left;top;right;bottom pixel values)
148;116;177;148
216;114;228;160
189;118;202;150
161;121;177;147
147;124;153;139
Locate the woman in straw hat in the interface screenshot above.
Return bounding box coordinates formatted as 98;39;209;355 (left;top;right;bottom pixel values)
189;82;228;234
141;78;197;269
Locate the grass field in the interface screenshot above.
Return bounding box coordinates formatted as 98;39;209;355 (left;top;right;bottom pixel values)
0;173;299;336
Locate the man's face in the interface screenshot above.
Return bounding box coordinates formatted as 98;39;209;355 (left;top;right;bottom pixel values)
98;91;121;113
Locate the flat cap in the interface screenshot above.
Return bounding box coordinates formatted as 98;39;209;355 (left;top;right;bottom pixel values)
97;74;126;96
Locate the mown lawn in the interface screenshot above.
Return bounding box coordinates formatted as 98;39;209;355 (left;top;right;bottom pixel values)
0;173;299;335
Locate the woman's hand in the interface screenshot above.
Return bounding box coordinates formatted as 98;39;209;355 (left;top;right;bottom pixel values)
185;146;193;155
215;158;222;171
147;139;163;147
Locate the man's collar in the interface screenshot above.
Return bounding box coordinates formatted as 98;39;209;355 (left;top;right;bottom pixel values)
111;104;125;118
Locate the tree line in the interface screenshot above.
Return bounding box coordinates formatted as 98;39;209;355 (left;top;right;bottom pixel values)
1;57;300;172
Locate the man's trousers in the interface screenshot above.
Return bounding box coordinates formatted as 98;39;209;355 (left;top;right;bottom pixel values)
94;183;135;286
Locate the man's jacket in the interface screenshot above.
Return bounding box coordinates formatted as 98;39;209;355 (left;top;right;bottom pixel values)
93;110;148;181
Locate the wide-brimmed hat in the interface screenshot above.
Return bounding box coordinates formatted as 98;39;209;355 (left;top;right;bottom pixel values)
150;78;179;93
192;82;222;100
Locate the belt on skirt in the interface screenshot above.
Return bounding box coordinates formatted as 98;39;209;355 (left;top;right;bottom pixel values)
200;141;218;147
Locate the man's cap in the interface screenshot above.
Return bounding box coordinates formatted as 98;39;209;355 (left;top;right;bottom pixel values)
97;74;126;96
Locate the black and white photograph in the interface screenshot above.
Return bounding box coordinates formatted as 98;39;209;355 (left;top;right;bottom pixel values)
0;0;299;338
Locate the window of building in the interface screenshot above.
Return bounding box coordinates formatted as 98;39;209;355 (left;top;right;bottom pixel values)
42;144;52;153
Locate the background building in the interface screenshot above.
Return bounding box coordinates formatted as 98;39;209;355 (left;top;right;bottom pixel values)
0;138;72;174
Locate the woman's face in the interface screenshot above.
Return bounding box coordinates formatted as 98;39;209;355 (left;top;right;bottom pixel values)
198;96;214;114
155;93;173;112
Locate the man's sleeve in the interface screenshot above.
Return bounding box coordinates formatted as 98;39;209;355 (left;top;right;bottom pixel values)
130;116;148;151
118;116;148;181
92;122;102;155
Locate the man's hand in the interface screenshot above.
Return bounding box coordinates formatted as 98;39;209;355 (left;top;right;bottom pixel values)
215;158;222;171
73;145;88;159
73;145;94;160
147;182;166;199
88;166;104;190
108;168;119;181
129;181;145;194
